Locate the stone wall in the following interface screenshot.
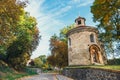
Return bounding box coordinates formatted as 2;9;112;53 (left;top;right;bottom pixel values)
62;68;120;80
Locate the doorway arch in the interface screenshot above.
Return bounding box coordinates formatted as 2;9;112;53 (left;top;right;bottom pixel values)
89;44;103;64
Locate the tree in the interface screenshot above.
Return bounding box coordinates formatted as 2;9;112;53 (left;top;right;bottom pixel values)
114;42;120;58
47;24;74;68
55;41;68;68
33;55;49;69
60;24;74;42
91;0;120;58
38;55;46;63
6;12;39;70
34;58;43;68
91;0;120;39
0;0;26;54
47;55;56;67
48;34;68;68
0;0;40;70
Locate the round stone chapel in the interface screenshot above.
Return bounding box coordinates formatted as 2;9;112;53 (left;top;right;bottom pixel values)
67;16;107;65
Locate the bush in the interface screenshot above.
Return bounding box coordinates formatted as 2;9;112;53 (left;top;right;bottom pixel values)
0;66;13;73
107;58;120;65
24;67;37;75
0;60;8;67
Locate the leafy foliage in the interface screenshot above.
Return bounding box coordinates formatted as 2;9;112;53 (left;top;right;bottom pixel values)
60;24;74;42
47;55;56;67
6;12;39;70
0;0;40;70
0;0;25;54
47;24;74;68
48;36;68;68
33;55;49;70
91;0;120;58
108;58;120;65
34;57;43;68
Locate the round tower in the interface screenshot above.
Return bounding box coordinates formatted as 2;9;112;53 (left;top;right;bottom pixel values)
67;16;107;65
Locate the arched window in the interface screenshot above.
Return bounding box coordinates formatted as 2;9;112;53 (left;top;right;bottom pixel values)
90;34;94;42
68;38;71;46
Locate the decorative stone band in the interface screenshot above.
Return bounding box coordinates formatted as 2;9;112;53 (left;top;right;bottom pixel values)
67;26;99;36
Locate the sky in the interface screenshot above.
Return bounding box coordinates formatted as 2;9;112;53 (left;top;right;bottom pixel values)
25;0;97;59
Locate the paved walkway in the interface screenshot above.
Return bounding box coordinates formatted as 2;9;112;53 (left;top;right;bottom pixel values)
18;73;73;80
56;74;73;80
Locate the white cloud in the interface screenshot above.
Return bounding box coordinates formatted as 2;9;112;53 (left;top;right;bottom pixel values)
25;0;95;59
71;0;80;3
69;0;94;7
78;0;94;7
52;6;72;17
25;0;45;17
31;34;50;59
25;0;70;58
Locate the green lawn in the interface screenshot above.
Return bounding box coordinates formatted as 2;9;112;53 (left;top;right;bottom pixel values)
66;65;120;71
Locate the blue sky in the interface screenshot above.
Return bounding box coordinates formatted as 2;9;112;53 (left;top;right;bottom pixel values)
25;0;97;59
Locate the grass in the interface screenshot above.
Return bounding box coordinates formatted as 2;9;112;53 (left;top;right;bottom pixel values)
0;67;37;80
3;73;29;80
66;65;120;71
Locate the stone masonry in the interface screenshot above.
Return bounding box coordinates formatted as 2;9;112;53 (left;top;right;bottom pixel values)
67;16;107;65
62;68;120;80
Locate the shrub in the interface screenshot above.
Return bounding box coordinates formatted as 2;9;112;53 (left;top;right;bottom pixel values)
107;58;120;65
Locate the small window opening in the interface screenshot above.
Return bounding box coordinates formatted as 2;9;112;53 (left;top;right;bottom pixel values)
68;38;71;46
78;20;81;25
90;34;94;42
